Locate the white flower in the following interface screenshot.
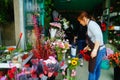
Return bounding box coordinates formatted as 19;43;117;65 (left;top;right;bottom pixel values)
68;60;71;63
68;56;71;58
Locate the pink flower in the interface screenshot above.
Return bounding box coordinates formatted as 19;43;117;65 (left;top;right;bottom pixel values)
71;69;76;76
59;42;65;48
73;71;76;76
62;71;65;75
39;74;44;78
71;73;74;77
50;22;61;29
48;72;54;77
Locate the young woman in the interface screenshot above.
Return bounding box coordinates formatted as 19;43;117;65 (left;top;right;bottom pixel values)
77;11;106;80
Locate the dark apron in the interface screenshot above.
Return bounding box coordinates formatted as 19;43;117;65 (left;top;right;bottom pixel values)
86;35;98;73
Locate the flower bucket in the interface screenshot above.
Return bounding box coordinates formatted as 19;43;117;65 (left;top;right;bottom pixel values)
70;44;77;57
49;28;57;39
101;59;110;70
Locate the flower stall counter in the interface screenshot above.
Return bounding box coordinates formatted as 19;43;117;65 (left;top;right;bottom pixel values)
0;52;33;68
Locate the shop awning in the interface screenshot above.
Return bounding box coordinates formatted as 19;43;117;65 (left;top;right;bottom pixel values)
54;0;104;12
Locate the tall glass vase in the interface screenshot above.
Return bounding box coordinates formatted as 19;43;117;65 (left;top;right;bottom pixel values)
70;46;77;57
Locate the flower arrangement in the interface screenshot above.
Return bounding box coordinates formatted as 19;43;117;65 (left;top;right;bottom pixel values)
33;56;59;79
67;56;79;70
108;52;120;67
55;29;66;39
60;18;70;30
61;56;79;80
49;22;62;39
0;67;19;80
53;39;71;62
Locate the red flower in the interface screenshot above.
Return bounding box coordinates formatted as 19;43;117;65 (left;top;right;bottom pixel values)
60;61;65;67
7;47;15;52
53;72;58;76
31;59;39;65
101;22;106;31
7;70;14;79
0;71;4;78
11;67;17;72
31;70;37;78
24;64;30;68
7;67;17;79
108;52;120;67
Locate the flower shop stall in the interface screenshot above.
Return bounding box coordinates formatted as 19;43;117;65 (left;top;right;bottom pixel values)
0;33;33;69
0;12;80;80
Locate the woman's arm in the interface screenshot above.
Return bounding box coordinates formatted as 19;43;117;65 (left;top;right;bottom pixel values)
91;41;100;58
88;21;102;58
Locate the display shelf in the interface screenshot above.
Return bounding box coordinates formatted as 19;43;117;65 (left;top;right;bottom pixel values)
22;52;33;66
23;0;44;46
108;29;120;51
0;52;33;68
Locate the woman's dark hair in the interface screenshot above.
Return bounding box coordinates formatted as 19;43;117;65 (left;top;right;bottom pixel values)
77;11;90;20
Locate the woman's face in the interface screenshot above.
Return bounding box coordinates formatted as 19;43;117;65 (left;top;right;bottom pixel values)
78;17;87;26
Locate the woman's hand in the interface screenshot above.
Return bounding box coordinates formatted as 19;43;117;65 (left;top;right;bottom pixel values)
83;45;91;51
74;36;77;43
91;49;97;58
90;41;100;58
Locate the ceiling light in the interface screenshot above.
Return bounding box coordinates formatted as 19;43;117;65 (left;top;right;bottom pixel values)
116;1;120;4
67;0;71;2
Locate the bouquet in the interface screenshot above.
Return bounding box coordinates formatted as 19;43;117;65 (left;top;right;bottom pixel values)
61;56;79;80
108;52;120;67
67;56;79;70
36;56;59;79
49;22;61;39
53;39;70;61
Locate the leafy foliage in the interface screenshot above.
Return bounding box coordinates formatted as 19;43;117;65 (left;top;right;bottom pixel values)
44;0;54;17
0;0;14;24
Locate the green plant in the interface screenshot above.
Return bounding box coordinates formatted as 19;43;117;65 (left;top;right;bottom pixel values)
44;0;54;36
44;0;54;17
0;0;14;24
25;43;32;52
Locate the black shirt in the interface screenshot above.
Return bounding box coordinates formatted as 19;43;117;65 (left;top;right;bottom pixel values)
74;20;87;40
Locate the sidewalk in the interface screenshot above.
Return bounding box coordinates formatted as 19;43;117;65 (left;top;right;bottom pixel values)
56;60;114;80
76;61;114;80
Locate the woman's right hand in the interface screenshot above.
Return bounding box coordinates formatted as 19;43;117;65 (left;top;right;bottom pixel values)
83;45;91;51
74;36;77;43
